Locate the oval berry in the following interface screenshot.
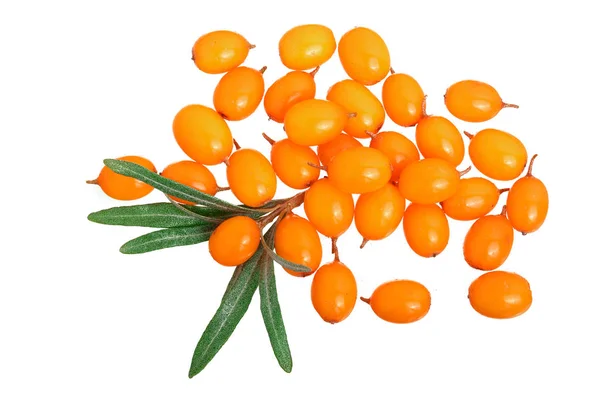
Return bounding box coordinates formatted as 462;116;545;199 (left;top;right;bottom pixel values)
303;178;354;238
361;280;431;324
369;131;420;182
445;80;518;123
263;69;317;123
90;155;156;201
381;72;425;127
311;261;357;324
327;147;392;194
278;24;336;71
226;148;277;208
398;158;463;204
463;206;514;271
403;203;449;258
317;133;362;168
264;134;320;190
338;27;390;86
468;271;532;319
191;30;253;74
213;66;266;121
283;99;349;146
274;214;323;277
355;183;406;244
415;116;465;167
441;177;507;221
208;216;261;267
161;160;218;205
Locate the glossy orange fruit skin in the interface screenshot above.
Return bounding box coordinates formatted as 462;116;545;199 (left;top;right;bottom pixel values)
355;183;406;241
415;116;465;167
381;73;425;127
467;128;528;181
303;178;354;238
445;80;516;123
403;203;449;258
283;99;348;146
328;147;392;194
398;158;460;204
338;27;390;86
172;104;233;166
369;131;420;183
365;280;431;324
326;79;385;139
441;177;502;221
278;24;336;71
226;149;277;208
213;66;265;121
317;133;363;168
311;261;357;324
270;138;320;190
161;160;218;205
274;214;323;277
468;271;532;319
263;70;317;123
463;211;514;271
506;165;549;235
191;30;252;74
208;216;261;267
96;156;156;201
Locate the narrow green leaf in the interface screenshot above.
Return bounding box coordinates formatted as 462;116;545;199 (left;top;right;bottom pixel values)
87;203;212;228
260;236;311;273
189;249;262;378
119;225;215;254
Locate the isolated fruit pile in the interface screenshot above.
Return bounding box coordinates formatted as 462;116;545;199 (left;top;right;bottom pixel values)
87;24;549;376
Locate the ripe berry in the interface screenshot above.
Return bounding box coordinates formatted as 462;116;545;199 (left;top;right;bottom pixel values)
208;216;261;267
278;24;336;71
468;271;532;319
327;147;392;194
369;131;420;182
263;68;318;123
274;213;323;277
226;148;277;208
381;71;426;127
361;280;431;324
263;133;320;190
161;160;221;205
213;66;266;121
398;158;467;204
415;115;465;167
317;133;362;168
463;206;514;271
88;155;156;201
311;260;357;324
338;27;390;85
441;177;509;221
283;99;349;146
402;203;449;258
355;183;406;247
303;177;354;239
445;79;518;123
191;30;254;74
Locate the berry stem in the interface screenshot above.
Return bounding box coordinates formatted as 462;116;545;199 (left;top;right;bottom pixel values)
223;157;230;167
458;165;472;177
215;186;230;193
257;191;306;229
233;138;241;150
359;238;369;249
500;205;507;217
259;66;267;74
262;132;275;145
248;43;256;49
359;296;371;305
502;102;519;109
307;162;327;171
526;154;538;177
86;179;98;185
421;95;429;118
331;237;338;256
365;131;377;139
463;131;474;140
389;67;396;74
309;66;320;77
498;188;510;194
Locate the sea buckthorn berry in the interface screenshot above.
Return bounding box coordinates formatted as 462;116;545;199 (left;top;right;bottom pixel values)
441;177;509;221
278;24;336;71
263;133;320;190
161;160;220;205
311;260;357;324
402;203;449;258
213;66;266;121
317;133;362;168
338;27;390;86
303;178;354;238
191;30;254;74
361;280;431;324
506;154;549;235
226;148;277;208
465;128;528;181
172;104;233;166
274;213;323;277
444;79;519;123
468;271;532;319
381;71;426;127
398;158;467;204
326;79;385;139
88;155;156;201
263;68;318;123
208;216;261;267
369;131;420;182
327;147;392;194
283;99;349;146
415;116;465;167
463;206;514;271
355;183;406;247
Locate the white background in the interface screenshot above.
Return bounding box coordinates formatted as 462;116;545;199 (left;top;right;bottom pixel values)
1;0;599;398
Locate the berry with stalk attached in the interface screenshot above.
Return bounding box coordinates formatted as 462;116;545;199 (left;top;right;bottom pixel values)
444;79;519;123
361;279;431;324
441;177;509;221
208;216;261;267
398;158;470;204
274;213;323;277
381;71;426;127
403;203;450;258
338;27;390;86
263;67;318;123
213;66;267;121
327;147;392;194
355;183;406;248
283;99;351;146
468;271;533;319
226;147;277;208
87;155;156;201
278;24;336;71
191;30;255;74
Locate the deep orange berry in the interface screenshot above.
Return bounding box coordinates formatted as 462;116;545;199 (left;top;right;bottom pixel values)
381;72;425;127
213;66;266;121
278;24;336;71
317;133;363;168
172;104;233;166
338;27;390;86
445;80;519;123
89;155;156;201
369;131;420;183
283;99;349;146
263;68;318;123
327;147;392;194
398;158;465;204
441;177;508;221
463;206;514;271
415;116;465;167
160;160;219;205
361;280;431;324
191;30;254;74
263;133;320;190
355;183;406;245
274;213;323;277
208;216;261;267
226;148;277;208
402;203;449;258
303;178;354;238
311;260;357;324
468;271;532;319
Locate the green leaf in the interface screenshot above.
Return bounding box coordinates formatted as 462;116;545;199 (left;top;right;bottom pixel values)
188;249;262;378
87;202;213;228
260;236;311;274
119;225;215;254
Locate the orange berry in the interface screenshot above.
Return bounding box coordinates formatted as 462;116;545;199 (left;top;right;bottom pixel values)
263;133;320;190
381;72;425;127
369;131;420;182
361;280;431;324
278;24;336;71
303;177;354;238
468;271;532;319
208;216;261;267
274;214;323;277
463;206;514;271
465;128;528;181
317;133;363;168
226;148;277;208
506;154;549;235
398;158;464;204
326;79;385;139
172;104;233;166
355;183;406;244
89;155;156;201
263;68;318;123
160;160;218;205
283;99;349;146
213;66;266;121
415;116;465;167
338;27;390;86
311;260;357;324
191;30;253;74
441;177;508;221
402;203;449;258
327;147;392;194
445;80;519;123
